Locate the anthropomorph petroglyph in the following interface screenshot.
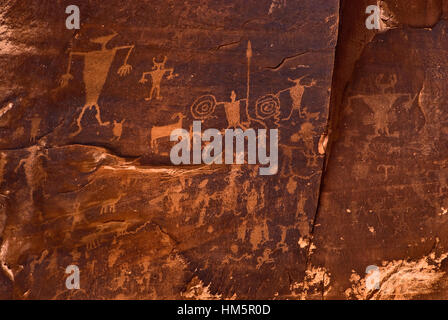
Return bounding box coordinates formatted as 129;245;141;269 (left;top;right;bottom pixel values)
224;91;248;129
191;91;248;129
139;56;176;101
279;122;321;177
351;74;418;136
294;122;318;166
59;31;134;136
14;142;49;199
191;77;316;126
70;201;87;232
283;76;317;121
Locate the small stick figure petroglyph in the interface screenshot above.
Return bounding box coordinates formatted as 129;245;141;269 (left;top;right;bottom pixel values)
139;56;176;101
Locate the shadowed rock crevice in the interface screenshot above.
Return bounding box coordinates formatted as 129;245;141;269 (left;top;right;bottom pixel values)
313;0;448;299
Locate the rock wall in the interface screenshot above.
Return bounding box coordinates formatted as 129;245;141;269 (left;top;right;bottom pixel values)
316;0;448;299
1;0;448;300
0;0;338;299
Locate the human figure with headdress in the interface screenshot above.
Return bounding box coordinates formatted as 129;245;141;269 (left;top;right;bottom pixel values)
139;56;175;101
60;31;134;136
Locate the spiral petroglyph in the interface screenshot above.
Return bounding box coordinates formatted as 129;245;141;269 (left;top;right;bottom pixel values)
255;94;281;120
191;95;217;120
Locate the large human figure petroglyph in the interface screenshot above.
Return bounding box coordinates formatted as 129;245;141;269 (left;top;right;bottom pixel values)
60;31;134;136
139;56;176;101
351;74;418;136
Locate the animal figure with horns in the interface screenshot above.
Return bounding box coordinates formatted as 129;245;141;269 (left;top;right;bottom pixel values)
139;56;175;101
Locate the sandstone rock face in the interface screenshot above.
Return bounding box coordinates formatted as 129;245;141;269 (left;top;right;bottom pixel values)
1;0;448;300
0;0;338;299
315;0;448;299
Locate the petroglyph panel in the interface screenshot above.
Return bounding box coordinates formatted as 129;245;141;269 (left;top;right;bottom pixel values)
0;0;338;299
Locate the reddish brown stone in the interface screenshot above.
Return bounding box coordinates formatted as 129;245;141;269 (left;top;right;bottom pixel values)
0;0;338;299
